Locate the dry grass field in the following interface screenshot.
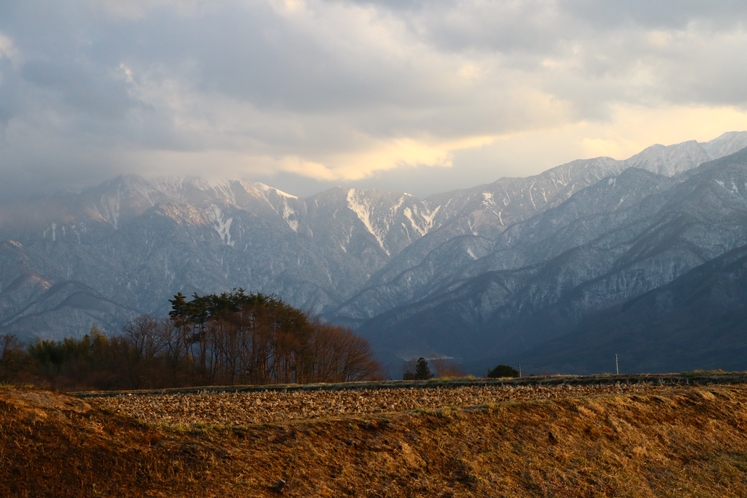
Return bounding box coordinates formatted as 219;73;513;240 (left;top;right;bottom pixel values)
95;383;681;426
3;377;747;496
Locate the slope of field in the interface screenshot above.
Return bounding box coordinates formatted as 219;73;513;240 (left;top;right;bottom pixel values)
3;379;747;496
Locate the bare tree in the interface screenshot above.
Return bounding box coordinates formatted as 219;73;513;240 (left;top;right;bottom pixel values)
0;334;26;383
430;358;466;379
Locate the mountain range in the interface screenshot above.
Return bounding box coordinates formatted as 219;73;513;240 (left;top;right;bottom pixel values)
2;131;747;374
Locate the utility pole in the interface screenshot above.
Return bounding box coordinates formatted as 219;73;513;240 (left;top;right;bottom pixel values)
615;354;619;375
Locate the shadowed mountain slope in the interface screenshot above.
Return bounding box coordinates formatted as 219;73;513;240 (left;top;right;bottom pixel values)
489;242;747;375
356;148;747;366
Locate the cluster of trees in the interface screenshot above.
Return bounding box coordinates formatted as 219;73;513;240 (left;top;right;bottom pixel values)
400;359;520;381
0;290;383;390
402;357;469;380
487;364;520;378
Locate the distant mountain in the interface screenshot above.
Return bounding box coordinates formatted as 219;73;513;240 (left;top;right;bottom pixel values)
0;177;431;340
1;130;746;371
331;133;747;324
488;242;747;375
355;147;747;367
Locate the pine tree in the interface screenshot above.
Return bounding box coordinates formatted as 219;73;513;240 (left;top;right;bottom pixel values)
414;357;433;380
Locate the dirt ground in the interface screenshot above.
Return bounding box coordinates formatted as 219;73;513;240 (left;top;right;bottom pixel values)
3;381;747;496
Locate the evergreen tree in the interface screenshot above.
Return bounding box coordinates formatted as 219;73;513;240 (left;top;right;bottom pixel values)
487;364;519;378
414;357;433;380
403;358;433;380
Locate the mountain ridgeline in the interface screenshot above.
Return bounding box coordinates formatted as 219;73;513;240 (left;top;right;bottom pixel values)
2;131;747;374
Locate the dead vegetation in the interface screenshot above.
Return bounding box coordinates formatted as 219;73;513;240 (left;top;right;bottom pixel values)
95;382;673;426
3;382;747;496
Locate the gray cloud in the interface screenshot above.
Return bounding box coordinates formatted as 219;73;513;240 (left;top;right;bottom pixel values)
0;0;746;202
560;0;747;30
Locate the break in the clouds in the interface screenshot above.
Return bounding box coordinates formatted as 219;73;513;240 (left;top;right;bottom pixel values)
1;0;747;199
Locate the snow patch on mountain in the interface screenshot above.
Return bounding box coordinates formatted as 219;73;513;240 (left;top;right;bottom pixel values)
281;200;299;232
347;189;389;255
101;192;122;229
402;208;422;236
404;205;441;237
209;205;234;246
254;182;297;199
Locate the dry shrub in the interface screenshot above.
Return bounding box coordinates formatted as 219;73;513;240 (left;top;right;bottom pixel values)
430;358;467;379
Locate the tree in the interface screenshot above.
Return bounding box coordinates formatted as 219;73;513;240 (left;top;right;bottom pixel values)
307;322;383;383
165;289;383;386
415;357;433;379
404;357;433;380
26;326;120;390
430;358;466;379
487;364;519;378
10;291;383;390
0;334;28;383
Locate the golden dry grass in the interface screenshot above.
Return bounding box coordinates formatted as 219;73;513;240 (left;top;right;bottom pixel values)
3;383;747;496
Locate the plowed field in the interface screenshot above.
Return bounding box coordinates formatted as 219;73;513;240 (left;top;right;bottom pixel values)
96;380;688;426
6;376;747;496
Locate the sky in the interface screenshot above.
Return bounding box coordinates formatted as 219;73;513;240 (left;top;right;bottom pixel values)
1;0;747;200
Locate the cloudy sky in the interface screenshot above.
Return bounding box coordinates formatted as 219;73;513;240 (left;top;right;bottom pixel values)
1;1;747;200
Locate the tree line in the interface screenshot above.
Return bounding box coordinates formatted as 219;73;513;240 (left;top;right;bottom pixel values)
0;290;383;390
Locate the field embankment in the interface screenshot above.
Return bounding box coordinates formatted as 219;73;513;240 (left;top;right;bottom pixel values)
3;376;747;496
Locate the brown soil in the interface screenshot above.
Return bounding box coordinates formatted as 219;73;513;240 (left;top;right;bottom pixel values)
3;383;747;497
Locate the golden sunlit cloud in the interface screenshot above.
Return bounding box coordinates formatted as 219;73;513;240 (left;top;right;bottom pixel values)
577;105;747;160
130;103;747;187
320;135;500;181
313;105;747;182
131;133;502;184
